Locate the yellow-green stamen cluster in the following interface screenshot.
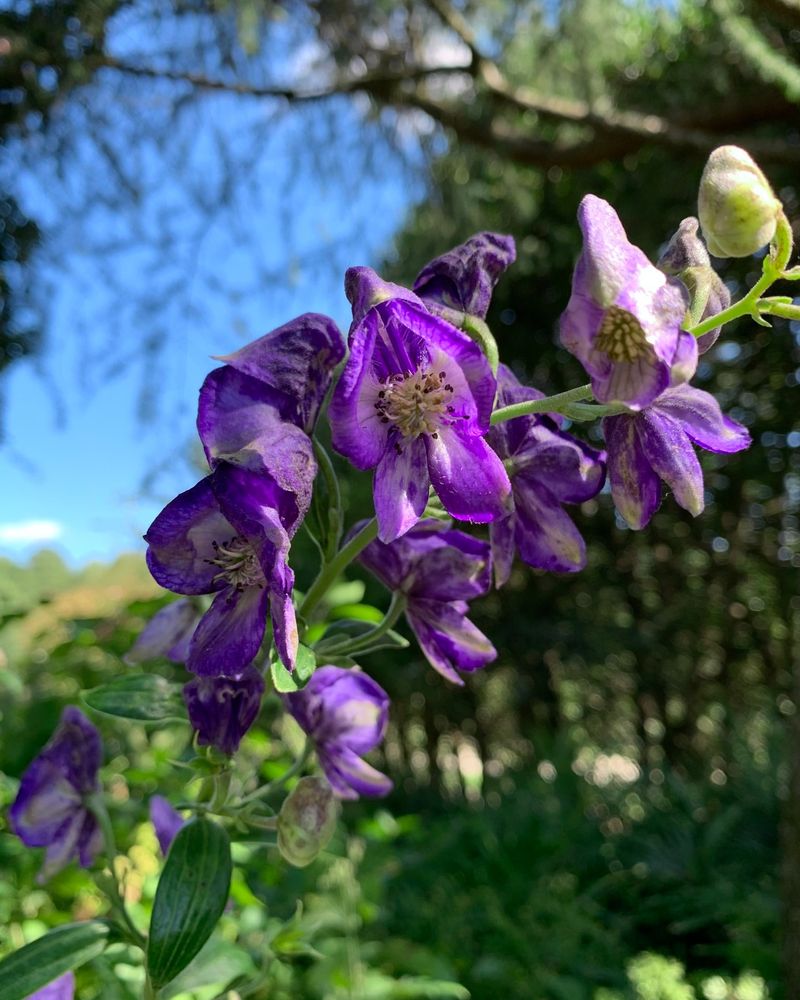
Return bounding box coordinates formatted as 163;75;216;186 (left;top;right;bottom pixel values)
207;537;264;591
595;306;655;363
375;369;455;441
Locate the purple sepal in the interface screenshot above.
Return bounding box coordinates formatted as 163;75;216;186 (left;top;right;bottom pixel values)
284;666;392;800
413;232;516;320
10;707;103;882
125;599;199;665
487;365;606;584
183;665;265;756
604;383;750;529
559;195;691;410
149;796;185;855
25;972;75;1000
344;266;422;327
358;519;496;684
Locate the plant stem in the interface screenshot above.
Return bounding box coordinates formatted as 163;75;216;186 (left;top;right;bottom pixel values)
313;438;344;560
298;518;379;625
236;739;313;808
490;383;594;424
88;796;147;949
321;592;407;655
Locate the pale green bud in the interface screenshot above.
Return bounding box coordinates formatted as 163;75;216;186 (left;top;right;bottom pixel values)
698;146;781;258
277;776;338;868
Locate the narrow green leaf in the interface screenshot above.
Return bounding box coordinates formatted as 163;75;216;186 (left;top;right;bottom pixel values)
0;920;112;1000
83;674;185;723
146;817;232;989
270;644;316;693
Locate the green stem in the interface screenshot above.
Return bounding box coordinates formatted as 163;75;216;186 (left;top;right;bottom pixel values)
236;739;313;808
461;315;499;375
298;518;379;625
88;796;146;949
143;974;158;1000
321;593;407;655
313;438;344;560
490;383;594;425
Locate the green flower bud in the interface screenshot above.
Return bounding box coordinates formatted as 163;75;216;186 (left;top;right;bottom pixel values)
698;146;781;258
277;776;338;868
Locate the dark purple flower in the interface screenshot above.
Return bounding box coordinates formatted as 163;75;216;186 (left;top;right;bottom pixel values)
605;383;750;529
183;665;265;755
658;217;731;353
26;973;75;1000
149;796;185;855
413;232;516;320
125;599;200;665
560;195;693;410
329;267;512;542
358;519;496;684
145;463;300;676
10;708;103;882
284;666;392;800
487;366;606;584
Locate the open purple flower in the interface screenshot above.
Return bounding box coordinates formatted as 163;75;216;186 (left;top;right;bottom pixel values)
488;366;606;584
125;599;200;665
183;665;265;755
26;973;75;1000
150;796;185;855
284;666;392;800
10;707;103;882
145;463;301;676
605;383;750;529
413;232;516;321
560;195;693;410
329;267;512;542
358;519;496;684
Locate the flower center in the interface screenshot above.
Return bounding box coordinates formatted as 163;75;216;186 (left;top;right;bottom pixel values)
207;537;264;591
595;306;655;363
374;368;456;440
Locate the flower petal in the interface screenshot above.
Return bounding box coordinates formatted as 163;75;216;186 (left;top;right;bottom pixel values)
489;514;516;588
637;409;705;517
413;232;516;319
652;384;751;454
150;796;185;856
26;972;75;1000
373;436;430;542
604;414;663;530
407;599;496;684
183;667;265;754
187;585;268;678
513;483;587;573
345;266;422;326
512;422;606;504
125;599;199;664
426;427;512;524
318;745;393;800
404;528;492;601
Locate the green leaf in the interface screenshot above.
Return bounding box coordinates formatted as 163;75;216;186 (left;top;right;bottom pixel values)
315;621;409;656
0;920;113;1000
146;817;232;990
270;644;316;693
160;938;255;999
83;674;185;723
328;602;384;623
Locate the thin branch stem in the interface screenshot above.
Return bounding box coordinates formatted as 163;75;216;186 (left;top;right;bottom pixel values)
490;384;594;424
298;518;379;625
320;593;407;655
236;740;313;808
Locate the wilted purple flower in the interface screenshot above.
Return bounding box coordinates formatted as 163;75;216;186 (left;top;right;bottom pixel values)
145;463;301;676
413;232;516;321
10;708;103;882
358;519;496;684
658;217;731;353
183;665;265;755
605;383;750;529
149;796;185;855
26;972;75;1000
488;366;606;584
329;266;511;542
125;599;200;665
284;666;392;800
560;195;693;410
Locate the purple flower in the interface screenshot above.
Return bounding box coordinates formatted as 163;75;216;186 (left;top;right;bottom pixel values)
197;314;345;509
329;266;512;542
560;195;693;410
358;519;496;684
284;666;392;800
149;796;185;855
183;665;265;755
125;599;200;665
487;366;606;584
658;217;731;353
145;463;301;676
605;383;750;529
413;232;516;320
26;973;75;1000
10;708;103;882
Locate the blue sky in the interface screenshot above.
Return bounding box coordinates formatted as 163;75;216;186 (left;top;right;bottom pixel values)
0;12;427;565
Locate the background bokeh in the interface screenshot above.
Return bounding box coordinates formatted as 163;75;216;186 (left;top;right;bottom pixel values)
1;1;799;998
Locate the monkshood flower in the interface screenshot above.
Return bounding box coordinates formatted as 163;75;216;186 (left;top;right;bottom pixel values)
26;972;75;1000
605;384;751;529
284;666;392;800
413;232;516;321
198;314;345;510
329;266;512;541
125;598;200;665
560;195;693;410
145;462;302;676
358;519;496;684
150;796;185;855
183;666;265;755
487;365;606;584
10;707;103;882
658;217;731;353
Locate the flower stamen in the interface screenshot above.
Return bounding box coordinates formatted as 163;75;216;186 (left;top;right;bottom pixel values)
206;537;264;591
375;368;455;440
595;305;656;363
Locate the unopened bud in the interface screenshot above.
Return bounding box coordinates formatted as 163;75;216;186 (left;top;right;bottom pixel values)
698;146;781;258
277;776;338;868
